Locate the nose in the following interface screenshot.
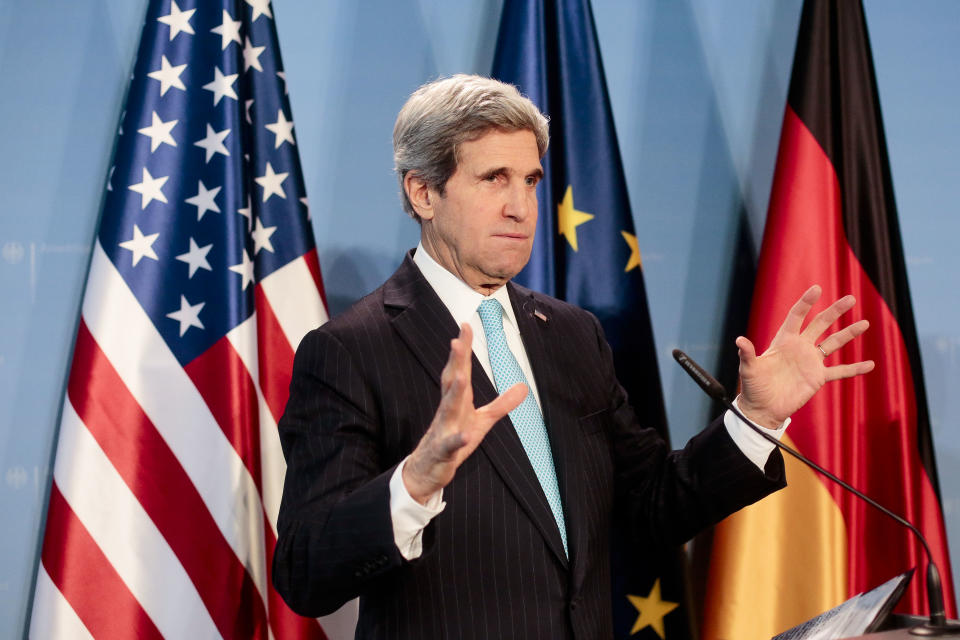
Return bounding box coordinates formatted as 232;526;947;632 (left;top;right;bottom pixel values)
503;181;535;221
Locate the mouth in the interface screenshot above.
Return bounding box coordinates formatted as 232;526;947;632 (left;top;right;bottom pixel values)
493;233;529;240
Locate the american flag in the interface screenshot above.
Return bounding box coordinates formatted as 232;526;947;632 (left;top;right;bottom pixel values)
29;1;345;637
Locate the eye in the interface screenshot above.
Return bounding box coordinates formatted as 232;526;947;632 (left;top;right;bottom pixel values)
525;175;540;187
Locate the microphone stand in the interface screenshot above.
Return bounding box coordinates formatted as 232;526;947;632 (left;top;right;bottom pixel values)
672;349;960;636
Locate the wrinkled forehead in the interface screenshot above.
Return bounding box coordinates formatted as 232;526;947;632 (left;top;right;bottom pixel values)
453;125;545;165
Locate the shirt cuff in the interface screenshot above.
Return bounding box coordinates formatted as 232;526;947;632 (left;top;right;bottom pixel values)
389;457;446;560
723;396;790;471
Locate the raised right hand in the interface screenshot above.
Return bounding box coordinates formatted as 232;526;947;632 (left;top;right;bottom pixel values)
402;323;527;504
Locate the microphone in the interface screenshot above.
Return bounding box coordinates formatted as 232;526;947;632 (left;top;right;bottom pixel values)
672;348;960;636
672;349;725;401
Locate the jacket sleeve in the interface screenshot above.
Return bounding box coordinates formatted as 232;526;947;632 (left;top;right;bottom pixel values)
271;327;409;617
586;314;787;548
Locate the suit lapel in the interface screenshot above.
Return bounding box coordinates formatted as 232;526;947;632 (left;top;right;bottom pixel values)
509;285;587;584
383;253;460;389
383;255;568;568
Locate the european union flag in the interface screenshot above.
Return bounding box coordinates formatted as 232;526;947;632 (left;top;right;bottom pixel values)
493;1;691;638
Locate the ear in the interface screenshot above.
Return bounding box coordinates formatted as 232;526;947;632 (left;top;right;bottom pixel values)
403;172;436;221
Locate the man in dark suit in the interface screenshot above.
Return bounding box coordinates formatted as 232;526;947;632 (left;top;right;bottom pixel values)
272;75;874;639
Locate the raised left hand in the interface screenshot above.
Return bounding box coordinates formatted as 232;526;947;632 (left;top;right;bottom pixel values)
736;285;875;429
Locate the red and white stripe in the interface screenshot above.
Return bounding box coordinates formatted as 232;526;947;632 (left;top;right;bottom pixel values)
31;241;358;639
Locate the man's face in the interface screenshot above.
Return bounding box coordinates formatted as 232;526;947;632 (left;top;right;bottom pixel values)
420;128;542;294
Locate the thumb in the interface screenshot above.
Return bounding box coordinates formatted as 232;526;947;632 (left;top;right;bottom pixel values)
480;382;527;423
736;336;757;367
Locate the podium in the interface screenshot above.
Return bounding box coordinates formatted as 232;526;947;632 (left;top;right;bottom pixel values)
848;617;960;638
771;572;960;639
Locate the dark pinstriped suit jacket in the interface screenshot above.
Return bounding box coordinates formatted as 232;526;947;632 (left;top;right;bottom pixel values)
273;252;785;639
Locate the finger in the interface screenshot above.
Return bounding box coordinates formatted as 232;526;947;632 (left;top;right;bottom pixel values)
451;383;528;457
435;430;469;460
801;294;856;342
435;361;470;425
439;342;460;397
824;360;875;382
441;324;474;393
478;382;528;424
440;338;459;392
779;285;822;335
457;323;474;355
816;319;869;355
451;324;474;374
736;336;757;368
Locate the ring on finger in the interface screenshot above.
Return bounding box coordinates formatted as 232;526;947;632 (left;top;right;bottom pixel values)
817;343;828;358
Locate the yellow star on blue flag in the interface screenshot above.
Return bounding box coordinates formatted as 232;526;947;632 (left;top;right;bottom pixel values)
628;579;679;638
557;185;594;251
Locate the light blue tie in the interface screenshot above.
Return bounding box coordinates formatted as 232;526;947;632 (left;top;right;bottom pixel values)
477;298;567;556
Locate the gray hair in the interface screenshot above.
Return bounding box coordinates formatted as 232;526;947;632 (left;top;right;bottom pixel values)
393;74;549;219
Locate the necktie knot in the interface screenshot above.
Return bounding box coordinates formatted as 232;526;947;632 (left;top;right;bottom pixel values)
477;298;504;334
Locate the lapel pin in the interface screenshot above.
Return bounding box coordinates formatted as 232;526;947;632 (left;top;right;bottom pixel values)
534;309;548;323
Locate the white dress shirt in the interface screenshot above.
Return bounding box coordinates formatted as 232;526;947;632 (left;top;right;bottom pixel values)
388;243;788;559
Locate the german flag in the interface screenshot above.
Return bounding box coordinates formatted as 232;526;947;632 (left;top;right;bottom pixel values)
701;1;955;638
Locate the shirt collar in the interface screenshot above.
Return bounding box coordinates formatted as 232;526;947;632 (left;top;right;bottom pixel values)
412;242;518;329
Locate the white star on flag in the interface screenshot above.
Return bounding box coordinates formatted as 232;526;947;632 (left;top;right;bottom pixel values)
166;295;205;337
106;166;115;191
147;55;187;96
128;167;169;209
265;109;295;148
245;99;254;124
157;1;195;40
194;124;231;162
238;196;253;231
175;237;213;278
118;224;160;266
228;250;255;289
252;217;277;254
246;0;274;22
202;67;239;105
255;162;288;201
185;180;222;220
299;196;310;220
211;10;242;50
243;37;266;72
276;71;288;95
137;111;178;152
